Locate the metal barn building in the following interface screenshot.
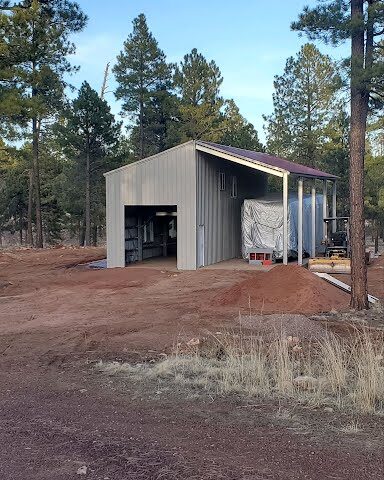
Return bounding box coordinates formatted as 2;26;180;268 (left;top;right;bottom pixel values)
105;140;337;270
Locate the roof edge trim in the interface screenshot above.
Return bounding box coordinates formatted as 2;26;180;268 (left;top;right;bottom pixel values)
197;141;339;180
196;142;286;178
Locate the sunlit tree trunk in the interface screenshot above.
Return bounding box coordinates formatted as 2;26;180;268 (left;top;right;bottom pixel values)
349;0;369;309
84;137;91;246
26;168;34;245
32;116;43;248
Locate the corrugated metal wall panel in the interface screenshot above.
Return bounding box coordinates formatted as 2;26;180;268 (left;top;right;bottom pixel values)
105;141;197;270
196;151;267;267
106;173;125;268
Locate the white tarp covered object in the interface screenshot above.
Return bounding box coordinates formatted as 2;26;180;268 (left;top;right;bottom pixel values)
241;193;325;260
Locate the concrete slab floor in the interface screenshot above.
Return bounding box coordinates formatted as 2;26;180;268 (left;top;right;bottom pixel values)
125;256;178;271
201;258;276;271
122;256;304;272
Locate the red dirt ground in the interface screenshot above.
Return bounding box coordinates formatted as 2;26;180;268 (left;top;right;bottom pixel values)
0;248;355;360
333;256;384;299
0;247;383;479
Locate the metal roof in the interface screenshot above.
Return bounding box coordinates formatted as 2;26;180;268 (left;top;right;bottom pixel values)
196;141;338;179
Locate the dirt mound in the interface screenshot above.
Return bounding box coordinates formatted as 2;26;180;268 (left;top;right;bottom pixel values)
213;265;350;314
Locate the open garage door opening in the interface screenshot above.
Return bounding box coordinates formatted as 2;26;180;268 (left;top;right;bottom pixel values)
124;205;177;267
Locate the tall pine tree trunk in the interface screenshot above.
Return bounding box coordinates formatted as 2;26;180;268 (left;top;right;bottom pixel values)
349;0;368;309
81;222;86;246
139;65;144;159
305;64;314;167
374;221;379;254
78;218;82;246
32;116;43;248
79;219;85;246
26;168;34;245
31;18;43;249
139;95;144;159
92;225;98;246
84;140;91;246
19;208;23;245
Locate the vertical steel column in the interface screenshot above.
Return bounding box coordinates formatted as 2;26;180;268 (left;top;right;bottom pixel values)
332;181;337;233
322;179;328;239
283;173;289;265
298;177;303;265
311;182;316;258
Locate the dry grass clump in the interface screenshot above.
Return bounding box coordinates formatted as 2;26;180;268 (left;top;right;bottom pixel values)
339;420;363;433
97;329;384;414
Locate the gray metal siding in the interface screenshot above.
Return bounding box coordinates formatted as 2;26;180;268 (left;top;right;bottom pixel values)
106;174;124;268
196;151;267;266
106;141;197;270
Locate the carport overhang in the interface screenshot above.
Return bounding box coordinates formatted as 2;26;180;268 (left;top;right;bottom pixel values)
195;141;339;266
196;143;286;178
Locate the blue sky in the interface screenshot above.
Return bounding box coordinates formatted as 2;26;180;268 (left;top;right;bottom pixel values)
69;0;349;142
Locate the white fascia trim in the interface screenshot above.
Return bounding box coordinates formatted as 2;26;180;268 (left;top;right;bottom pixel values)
196;144;286;178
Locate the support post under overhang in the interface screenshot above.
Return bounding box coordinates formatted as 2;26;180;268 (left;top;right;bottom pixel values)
311;182;316;258
298;177;303;266
323;180;328;239
283;173;289;265
332;181;337;233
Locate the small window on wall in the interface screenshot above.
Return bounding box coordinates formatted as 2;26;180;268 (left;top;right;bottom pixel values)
230;176;237;198
143;220;154;243
219;172;226;191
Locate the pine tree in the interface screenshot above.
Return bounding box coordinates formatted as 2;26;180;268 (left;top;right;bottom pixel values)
292;0;384;309
129;84;179;157
56;82;121;246
264;43;342;167
0;141;29;244
0;0;87;247
365;116;384;252
173;48;224;141
113;14;171;159
321;108;351;213
365;150;384;253
221;99;264;150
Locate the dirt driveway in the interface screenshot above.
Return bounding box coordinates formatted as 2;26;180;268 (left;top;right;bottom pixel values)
2;361;384;480
0;247;257;360
0;247;383;479
0;247;355;360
